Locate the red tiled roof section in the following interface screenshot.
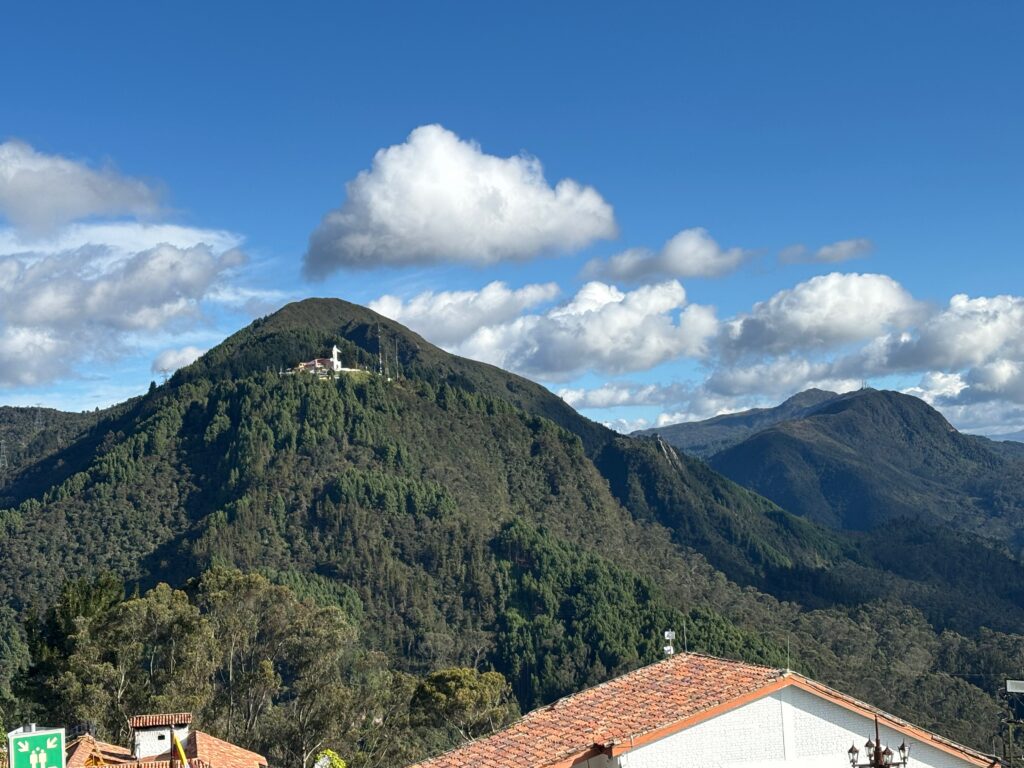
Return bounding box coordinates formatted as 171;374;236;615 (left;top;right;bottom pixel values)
66;735;134;768
190;732;267;768
139;732;266;768
410;653;784;768
129;714;194;729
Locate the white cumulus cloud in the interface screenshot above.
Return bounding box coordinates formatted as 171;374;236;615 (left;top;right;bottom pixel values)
304;124;616;276
152;346;206;374
0;222;241;261
374;279;717;381
0;233;245;387
703;357;860;399
723;272;922;358
558;381;691;409
0;140;161;233
370;281;559;346
584;227;748;281
871;293;1024;373
454;280;718;380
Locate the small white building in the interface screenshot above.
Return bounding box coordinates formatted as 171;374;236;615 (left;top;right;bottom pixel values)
129;712;192;759
408;653;996;768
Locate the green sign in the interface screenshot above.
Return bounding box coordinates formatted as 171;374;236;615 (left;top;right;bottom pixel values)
7;729;65;768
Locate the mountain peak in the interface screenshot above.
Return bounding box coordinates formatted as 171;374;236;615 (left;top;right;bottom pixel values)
636;387;838;457
780;388;838;410
172;296;612;452
708;387;1022;536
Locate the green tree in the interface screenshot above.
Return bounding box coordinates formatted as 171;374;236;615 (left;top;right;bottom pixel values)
57;583;215;743
312;750;346;768
410;668;518;751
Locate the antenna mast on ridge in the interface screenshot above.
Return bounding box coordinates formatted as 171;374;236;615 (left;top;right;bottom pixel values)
663;629;676;657
0;439;9;471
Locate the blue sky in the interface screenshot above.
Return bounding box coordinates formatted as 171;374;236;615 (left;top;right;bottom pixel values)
2;1;1023;435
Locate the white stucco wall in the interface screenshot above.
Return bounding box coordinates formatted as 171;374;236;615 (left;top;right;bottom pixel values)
616;685;979;768
134;725;190;759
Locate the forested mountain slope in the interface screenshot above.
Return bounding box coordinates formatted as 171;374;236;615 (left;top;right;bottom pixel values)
1;299;1022;759
707;389;1024;546
0;406;105;488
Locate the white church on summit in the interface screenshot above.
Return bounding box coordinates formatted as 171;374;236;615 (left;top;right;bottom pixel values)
409;653;997;768
294;345;360;375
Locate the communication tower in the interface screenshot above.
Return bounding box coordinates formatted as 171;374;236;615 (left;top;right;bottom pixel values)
663;629;675;657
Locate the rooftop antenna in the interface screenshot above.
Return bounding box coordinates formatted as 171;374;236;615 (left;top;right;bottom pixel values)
0;439;9;471
377;323;384;376
663;629;676;657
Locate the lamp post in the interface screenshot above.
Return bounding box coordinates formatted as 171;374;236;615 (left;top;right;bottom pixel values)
848;717;911;768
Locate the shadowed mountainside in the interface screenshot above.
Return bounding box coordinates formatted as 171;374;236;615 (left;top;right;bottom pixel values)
706;389;1024;547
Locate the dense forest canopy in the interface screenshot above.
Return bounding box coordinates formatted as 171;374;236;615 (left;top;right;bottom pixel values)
1;298;1023;766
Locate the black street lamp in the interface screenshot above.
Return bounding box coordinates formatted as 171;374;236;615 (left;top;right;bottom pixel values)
848;717;911;768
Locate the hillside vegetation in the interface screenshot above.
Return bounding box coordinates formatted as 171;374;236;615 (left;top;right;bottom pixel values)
1;299;1022;763
706;389;1024;546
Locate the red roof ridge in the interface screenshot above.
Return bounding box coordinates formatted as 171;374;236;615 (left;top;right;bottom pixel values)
543;651;785;714
129;713;193;729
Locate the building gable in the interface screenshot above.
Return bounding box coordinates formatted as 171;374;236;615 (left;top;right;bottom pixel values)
624;684;990;768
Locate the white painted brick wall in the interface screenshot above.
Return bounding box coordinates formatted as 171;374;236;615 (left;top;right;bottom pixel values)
134;726;190;759
616;686;980;768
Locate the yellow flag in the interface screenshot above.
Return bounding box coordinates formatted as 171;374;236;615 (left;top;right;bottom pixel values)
171;732;189;767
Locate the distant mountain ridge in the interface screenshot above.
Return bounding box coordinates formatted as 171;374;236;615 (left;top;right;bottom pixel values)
634;388;839;456
649;387;1024;549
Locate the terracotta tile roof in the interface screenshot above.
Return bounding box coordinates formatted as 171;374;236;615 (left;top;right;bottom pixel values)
190;731;267;768
410;653;783;768
408;653;997;768
142;732;266;768
66;735;134;768
128;714;193;729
